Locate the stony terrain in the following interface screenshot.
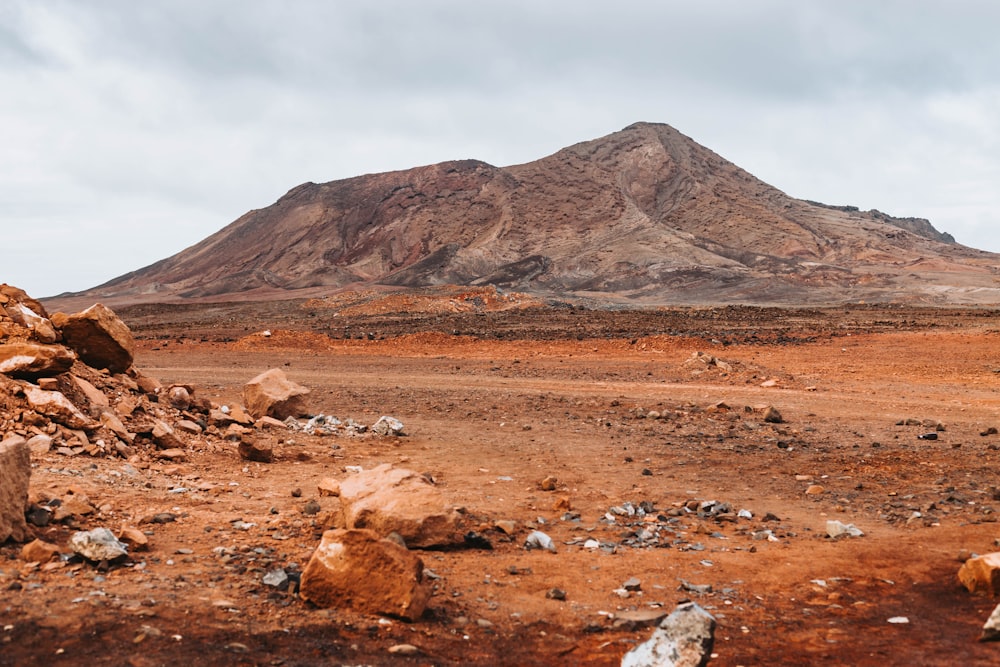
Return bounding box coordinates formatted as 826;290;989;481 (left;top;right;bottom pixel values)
64;122;1000;307
3;285;1000;665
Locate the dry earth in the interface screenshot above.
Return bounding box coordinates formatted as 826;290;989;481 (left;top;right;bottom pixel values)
5;301;1000;665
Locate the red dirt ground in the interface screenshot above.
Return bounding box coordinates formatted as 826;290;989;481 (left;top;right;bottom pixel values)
4;303;1000;665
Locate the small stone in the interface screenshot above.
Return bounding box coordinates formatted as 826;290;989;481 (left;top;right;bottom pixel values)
887;616;910;624
524;530;556;553
494;520;517;535
118;527;149;551
70;527;128;562
21;538;60;563
622;577;642;592
959;552;1000;595
763;406;784;423
805;485;825;495
303;499;321;515
917;432;938;440
238;438;273;463
263;568;289;589
981;427;999;437
826;520;865;538
539;476;557;492
545;588;567;600
387;644;420;656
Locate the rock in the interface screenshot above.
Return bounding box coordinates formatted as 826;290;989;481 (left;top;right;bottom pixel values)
826;520;865;538
133;372;162;396
762;406;783;423
174;419;202;435
613;609;671;630
52;303;135;374
100;411;134;443
70;375;109;410
255;416;287;430
805;484;825;496
981;602;1000;641
263;568;289;589
0;434;31;542
299;528;430;621
546;588;567;600
53;496;96;521
620;601;716;667
23;386;91;429
26;434;53;456
21;538;60;563
151;419;183;449
69;527;128;562
917;432;939;440
238;437;274;463
959;552;1000;595
539;475;558;491
242;369;310;420
336;463;459;548
317;478;341;497
494;519;517;535
118;526;149;551
371;415;405;436
0;342;75;378
155;448;186;461
387;644;420;656
7;301;57;343
623;577;642;592
167;385;192;410
524;530;557;553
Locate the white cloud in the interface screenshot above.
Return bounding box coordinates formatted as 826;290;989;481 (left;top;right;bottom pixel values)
3;0;999;297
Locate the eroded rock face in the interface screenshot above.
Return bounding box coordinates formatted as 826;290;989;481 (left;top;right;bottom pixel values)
0;435;31;543
299;528;430;621
0;342;75;378
243;368;310;420
337;464;459;548
52;303;135;374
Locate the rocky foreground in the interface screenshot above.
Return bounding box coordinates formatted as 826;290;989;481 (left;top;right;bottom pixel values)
6;284;1000;665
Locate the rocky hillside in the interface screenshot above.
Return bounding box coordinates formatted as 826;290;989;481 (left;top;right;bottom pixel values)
70;122;1000;306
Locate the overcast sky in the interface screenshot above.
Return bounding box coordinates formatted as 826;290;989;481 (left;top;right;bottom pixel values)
4;1;999;298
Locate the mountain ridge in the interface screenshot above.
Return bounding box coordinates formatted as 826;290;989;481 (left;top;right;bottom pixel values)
66;122;1000;307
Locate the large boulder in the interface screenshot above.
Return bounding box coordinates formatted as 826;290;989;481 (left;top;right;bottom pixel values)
51;304;135;374
0;343;75;378
242;368;310;420
336;464;459;548
0;435;31;543
300;528;430;621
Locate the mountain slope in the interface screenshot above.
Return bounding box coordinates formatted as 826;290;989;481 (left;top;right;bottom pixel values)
82;122;1000;306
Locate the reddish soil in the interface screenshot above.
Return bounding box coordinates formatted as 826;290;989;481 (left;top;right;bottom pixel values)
5;303;1000;665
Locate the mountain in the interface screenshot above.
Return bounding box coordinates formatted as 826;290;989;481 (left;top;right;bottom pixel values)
74;122;1000;306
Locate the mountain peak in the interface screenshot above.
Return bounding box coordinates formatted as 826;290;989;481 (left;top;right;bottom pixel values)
72;124;998;307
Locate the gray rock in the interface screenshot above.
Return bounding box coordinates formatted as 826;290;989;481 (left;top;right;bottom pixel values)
524;530;556;553
981;602;1000;641
263;568;289;589
372;415;405;436
621;601;716;667
70;527;128;562
826;520;865;538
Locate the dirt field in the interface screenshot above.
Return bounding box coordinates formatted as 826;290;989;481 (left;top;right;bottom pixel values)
4;302;1000;666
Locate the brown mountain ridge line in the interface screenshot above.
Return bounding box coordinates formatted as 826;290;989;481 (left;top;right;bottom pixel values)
53;122;1000;310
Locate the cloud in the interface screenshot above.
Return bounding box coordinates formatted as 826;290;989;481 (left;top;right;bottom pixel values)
3;1;999;297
